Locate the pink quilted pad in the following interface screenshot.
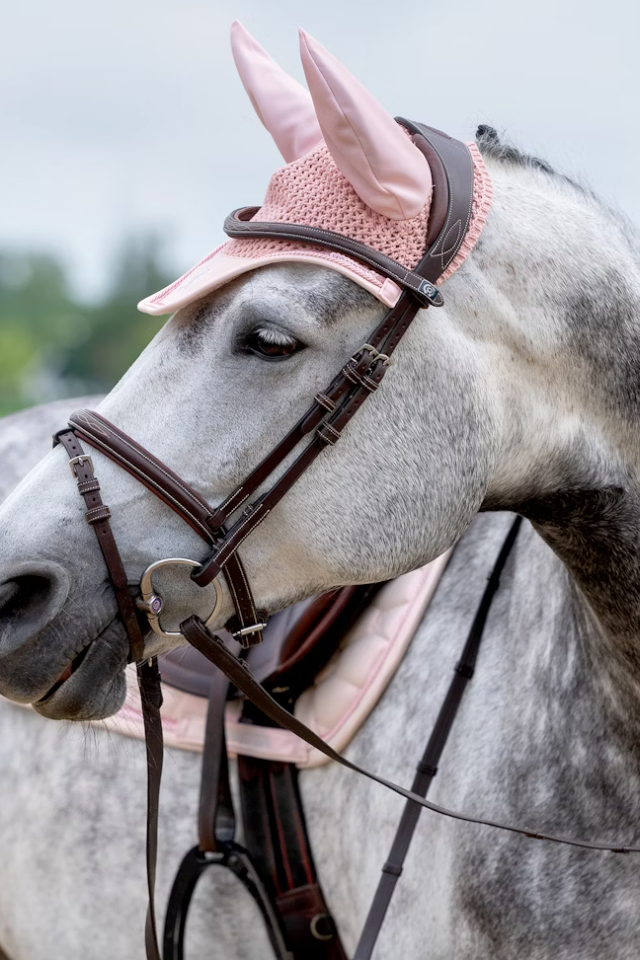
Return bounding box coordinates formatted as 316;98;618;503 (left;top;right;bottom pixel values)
66;551;452;768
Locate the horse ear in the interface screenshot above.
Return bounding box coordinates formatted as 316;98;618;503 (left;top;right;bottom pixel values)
231;22;323;163
299;30;432;220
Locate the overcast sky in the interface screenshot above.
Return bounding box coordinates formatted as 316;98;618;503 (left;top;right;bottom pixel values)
1;0;639;299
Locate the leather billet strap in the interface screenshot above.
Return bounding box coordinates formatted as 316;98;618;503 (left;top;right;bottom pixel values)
238;755;347;960
54;429;146;663
54;429;165;960
180;613;640;855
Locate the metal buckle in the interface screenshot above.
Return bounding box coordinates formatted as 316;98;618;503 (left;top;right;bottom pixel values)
354;343;392;366
68;455;93;476
137;557;223;640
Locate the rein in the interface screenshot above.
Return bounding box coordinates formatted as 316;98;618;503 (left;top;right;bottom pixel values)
52;121;640;959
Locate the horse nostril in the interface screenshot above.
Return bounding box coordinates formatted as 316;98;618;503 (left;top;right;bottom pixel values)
0;581;19;614
0;562;70;656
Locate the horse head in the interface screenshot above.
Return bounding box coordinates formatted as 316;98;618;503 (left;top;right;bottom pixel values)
1;25;638;723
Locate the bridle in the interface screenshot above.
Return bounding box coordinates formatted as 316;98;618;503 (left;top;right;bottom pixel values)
52;121;640;960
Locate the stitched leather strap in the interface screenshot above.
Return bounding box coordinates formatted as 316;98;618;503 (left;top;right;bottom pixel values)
397;120;476;282
192;298;420;588
238;755;347;959
54;429;164;960
66;410;266;648
55;429;146;662
224;122;476;294
224;208;443;308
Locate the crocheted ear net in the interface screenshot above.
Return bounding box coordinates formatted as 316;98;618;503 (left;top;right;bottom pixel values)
138;137;491;316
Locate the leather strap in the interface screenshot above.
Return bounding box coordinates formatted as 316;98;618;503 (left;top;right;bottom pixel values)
224;207;443;308
66;410;266;648
397;120;476;282
238;755;347;960
191;299;420;589
55;429;146;662
198;671;234;852
54;430;165;960
179;612;640;854
224;122;476;295
352;516;522;960
138;658;165;960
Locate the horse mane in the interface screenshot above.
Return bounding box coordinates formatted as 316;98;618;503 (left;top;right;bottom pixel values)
475;124;556;176
476;125;640;258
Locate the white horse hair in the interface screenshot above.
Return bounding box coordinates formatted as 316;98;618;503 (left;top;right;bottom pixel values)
1;129;640;958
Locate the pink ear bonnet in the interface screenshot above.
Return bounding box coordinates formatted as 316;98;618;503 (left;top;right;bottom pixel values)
138;23;492;317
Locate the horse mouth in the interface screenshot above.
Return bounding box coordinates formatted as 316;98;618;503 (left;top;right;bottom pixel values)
37;641;94;703
33;618;129;721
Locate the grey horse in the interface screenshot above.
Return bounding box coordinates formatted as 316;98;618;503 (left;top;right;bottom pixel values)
1;113;640;960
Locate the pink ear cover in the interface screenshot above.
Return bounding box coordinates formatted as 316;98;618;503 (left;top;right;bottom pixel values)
137;139;492;317
298;29;432;220
231;22;322;163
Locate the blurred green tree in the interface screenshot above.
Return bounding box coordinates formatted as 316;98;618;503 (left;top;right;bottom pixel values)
0;239;171;416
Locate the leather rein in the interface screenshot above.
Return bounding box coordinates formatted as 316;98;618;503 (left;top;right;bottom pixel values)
52;121;640;960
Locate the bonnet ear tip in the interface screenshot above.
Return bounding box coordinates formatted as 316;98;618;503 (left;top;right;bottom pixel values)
298;28;314;51
230;21;248;49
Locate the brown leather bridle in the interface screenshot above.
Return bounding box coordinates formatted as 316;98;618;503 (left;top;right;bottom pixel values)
52;121;640;960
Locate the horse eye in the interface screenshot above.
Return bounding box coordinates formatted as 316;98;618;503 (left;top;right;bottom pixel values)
246;327;304;361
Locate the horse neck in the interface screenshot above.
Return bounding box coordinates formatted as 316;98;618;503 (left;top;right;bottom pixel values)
475;160;640;719
511;486;640;731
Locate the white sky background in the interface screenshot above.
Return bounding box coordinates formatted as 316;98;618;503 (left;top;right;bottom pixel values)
1;0;639;299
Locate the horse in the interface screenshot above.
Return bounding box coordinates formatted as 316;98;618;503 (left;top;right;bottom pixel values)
2;22;640;960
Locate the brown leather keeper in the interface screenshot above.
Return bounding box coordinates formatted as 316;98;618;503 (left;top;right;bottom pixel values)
85;505;112;524
78;478;101;494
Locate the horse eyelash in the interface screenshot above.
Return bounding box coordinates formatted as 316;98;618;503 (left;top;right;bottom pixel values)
252;326;298;348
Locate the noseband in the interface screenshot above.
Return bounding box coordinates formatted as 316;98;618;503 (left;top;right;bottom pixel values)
53;122;640;960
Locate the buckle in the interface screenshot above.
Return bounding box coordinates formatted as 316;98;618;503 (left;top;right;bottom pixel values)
68;455;93;476
353;343;392;366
